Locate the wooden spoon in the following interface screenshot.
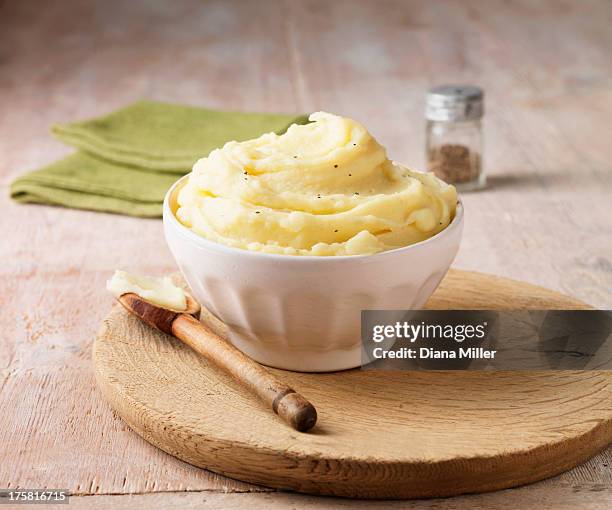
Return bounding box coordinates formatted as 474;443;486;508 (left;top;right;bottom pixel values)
115;291;318;432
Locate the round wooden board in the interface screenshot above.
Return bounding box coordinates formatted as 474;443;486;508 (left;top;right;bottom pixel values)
93;269;612;499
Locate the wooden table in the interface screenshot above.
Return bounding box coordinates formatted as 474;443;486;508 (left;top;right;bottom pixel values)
1;0;610;508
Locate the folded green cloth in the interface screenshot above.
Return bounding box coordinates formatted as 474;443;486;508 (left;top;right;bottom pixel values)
11;101;308;217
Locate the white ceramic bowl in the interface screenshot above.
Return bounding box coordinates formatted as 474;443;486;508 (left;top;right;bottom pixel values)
163;176;464;372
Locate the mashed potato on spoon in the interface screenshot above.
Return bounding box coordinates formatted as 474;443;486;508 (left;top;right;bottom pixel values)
176;112;457;256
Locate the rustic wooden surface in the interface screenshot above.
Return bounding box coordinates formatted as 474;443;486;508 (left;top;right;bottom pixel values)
0;0;610;508
94;270;611;499
117;290;318;432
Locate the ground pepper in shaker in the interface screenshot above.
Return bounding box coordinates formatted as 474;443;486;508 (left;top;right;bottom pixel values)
425;85;485;191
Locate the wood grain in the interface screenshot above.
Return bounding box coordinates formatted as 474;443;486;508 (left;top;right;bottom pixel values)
116;292;316;431
55;487;612;510
171;314;317;432
93;270;612;499
1;0;611;507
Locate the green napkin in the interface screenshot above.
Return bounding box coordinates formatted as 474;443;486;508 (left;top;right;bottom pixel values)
10;100;308;217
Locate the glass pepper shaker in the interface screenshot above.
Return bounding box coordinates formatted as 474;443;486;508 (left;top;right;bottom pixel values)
425;85;485;191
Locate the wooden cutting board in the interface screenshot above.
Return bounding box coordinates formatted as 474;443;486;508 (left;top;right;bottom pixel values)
93;269;612;499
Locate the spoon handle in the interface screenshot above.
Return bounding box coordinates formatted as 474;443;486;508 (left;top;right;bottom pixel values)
171;314;317;432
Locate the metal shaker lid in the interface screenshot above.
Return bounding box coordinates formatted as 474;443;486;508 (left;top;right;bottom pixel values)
426;85;484;122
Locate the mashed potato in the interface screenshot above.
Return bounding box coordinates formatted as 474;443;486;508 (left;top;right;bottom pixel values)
176;112;457;256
